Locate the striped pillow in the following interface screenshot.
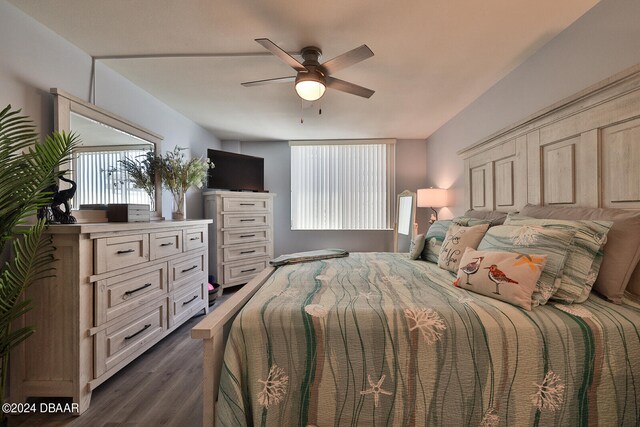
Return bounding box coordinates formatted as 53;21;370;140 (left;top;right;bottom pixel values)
421;220;452;263
478;225;576;306
452;216;493;227
505;214;613;303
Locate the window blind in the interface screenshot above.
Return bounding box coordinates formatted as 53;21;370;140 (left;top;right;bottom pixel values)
73;149;151;208
290;140;395;230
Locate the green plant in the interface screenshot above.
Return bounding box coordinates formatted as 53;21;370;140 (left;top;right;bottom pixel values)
158;146;213;218
0;105;78;421
118;151;159;209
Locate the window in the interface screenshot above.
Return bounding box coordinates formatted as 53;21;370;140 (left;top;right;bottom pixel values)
290;140;395;230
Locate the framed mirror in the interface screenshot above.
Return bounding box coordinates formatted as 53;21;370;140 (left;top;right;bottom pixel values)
394;190;416;252
52;89;163;222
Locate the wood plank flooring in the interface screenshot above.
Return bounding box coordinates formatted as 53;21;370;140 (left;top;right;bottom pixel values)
8;289;235;427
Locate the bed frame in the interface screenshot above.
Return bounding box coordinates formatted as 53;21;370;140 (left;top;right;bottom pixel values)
192;63;640;427
191;267;275;425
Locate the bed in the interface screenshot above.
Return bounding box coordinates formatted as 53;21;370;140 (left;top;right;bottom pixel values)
216;253;640;426
193;63;640;426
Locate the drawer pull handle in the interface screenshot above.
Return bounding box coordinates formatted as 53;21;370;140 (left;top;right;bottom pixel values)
240;250;256;254
240;234;256;238
189;237;200;241
116;249;135;255
124;283;152;297
240;203;255;206
124;324;151;340
181;265;198;273
241;268;256;273
182;295;198;305
240;218;255;222
160;242;174;247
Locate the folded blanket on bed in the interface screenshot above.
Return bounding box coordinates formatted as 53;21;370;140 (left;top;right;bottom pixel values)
269;248;349;266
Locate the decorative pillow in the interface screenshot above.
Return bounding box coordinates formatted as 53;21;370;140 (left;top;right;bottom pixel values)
438;223;490;272
478;225;576;306
454;248;547;310
421;220;452;263
505;213;613;303
409;234;426;260
452;216;492;227
520;204;640;303
463;209;509;226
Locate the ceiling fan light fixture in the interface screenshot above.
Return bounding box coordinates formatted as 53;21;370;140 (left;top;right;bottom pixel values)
295;72;326;101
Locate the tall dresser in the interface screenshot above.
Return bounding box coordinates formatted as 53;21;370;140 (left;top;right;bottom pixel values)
203;190;275;291
10;220;211;414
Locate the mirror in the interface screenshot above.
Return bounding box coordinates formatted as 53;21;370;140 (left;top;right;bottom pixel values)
394;190;416;252
52;89;163;221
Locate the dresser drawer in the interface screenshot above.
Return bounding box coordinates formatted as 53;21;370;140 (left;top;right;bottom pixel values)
223;228;270;245
150;230;182;260
94;300;167;378
169;252;206;291
222;197;269;212
223;242;270;263
170;281;206;327
183;227;207;252
95;234;149;274
223;259;268;284
223;213;269;229
95;263;167;326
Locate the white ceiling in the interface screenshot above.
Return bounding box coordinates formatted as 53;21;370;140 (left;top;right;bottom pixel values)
10;0;599;141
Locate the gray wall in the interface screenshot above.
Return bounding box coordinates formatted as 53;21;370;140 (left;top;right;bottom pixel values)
0;0;222;219
425;0;640;216
238;139;428;256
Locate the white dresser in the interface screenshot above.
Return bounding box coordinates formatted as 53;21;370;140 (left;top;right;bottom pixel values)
10;220;211;414
203;190;275;290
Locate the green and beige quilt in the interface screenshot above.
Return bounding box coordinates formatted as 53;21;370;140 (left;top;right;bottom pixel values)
217;253;640;426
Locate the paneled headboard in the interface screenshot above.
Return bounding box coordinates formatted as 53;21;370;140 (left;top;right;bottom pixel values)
458;63;640;212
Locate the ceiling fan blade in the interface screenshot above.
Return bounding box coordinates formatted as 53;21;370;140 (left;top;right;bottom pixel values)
321;44;374;75
255;38;306;72
241;76;296;87
326;77;375;98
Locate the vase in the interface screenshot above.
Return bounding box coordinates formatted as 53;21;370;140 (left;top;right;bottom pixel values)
171;189;186;220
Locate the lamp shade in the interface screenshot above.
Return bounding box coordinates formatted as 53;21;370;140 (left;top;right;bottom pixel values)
295;71;326;101
417;188;448;208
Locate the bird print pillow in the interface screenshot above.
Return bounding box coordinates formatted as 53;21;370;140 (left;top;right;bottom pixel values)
454;248;548;310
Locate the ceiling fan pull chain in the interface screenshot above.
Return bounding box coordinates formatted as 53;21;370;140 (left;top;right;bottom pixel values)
319;99;322;115
300;98;304;124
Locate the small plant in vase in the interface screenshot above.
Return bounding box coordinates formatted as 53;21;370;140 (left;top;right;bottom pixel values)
118;151;159;210
158;146;213;220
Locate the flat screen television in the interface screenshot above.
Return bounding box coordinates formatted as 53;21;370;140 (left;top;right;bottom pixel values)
207;149;265;192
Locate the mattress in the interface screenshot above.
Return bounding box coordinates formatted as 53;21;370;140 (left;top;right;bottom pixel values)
216;253;640;426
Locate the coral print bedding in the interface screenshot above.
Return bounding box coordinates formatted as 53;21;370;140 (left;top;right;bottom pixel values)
216;253;640;426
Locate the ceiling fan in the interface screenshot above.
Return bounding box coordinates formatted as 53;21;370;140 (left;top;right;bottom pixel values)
242;38;375;102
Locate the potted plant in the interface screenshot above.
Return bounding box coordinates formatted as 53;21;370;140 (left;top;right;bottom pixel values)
158;146;213;220
118;151;159;210
0;105;78;423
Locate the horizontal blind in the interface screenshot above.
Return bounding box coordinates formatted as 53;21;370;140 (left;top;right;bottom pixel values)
291;141;395;230
73;149;151;208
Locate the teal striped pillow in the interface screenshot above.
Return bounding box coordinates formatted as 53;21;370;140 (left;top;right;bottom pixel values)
505;214;613;303
452;216;493;227
421;220;452;263
478;225;576;306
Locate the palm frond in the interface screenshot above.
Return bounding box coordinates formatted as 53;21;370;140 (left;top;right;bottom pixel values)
0;105;79;417
0;120;78;252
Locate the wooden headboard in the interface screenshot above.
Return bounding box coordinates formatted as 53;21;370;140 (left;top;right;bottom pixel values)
458;64;640;212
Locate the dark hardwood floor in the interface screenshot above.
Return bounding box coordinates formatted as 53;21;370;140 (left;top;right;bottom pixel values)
9;289;236;427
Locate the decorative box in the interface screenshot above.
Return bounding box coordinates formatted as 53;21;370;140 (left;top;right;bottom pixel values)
107;204;151;222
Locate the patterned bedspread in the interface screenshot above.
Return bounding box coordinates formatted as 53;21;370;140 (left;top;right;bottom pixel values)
216;253;640;426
